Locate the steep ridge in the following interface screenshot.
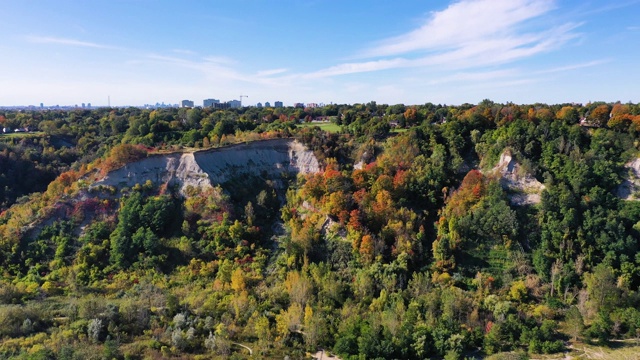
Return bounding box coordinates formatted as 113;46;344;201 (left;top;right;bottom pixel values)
92;139;320;193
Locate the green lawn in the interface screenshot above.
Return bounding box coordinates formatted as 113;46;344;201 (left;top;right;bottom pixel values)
0;131;45;138
297;122;342;133
297;122;413;134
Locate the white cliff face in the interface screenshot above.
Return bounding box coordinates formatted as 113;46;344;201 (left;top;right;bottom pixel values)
617;158;640;200
491;150;545;205
92;139;320;194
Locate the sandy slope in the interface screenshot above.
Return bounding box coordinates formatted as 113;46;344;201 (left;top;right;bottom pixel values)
617;158;640;200
92;139;320;194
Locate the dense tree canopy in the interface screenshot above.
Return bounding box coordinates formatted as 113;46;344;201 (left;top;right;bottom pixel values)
1;100;640;359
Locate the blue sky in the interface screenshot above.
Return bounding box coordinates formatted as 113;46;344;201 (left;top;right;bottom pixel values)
1;0;639;106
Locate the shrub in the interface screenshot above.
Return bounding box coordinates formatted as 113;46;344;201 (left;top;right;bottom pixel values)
541;340;564;354
0;304;48;338
88;318;103;343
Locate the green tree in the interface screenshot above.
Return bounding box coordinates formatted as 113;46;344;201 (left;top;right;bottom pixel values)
565;306;584;341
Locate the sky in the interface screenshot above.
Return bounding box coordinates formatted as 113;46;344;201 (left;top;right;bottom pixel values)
1;0;639;107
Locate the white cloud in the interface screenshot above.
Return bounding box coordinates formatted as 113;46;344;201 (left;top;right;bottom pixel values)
144;54;289;87
256;68;288;77
426;69;518;85
363;0;556;57
303;0;578;78
535;59;609;74
25;36;114;49
302;58;408;78
202;56;236;65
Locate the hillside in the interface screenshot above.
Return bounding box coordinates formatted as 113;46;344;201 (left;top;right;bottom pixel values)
1;103;640;360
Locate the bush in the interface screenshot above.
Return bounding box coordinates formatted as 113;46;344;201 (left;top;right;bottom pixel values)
540;340;564;354
0;281;26;304
0;304;48;338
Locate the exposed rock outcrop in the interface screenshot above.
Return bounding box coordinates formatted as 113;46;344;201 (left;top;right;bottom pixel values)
92;139;320;194
617;158;640;200
490;150;545;205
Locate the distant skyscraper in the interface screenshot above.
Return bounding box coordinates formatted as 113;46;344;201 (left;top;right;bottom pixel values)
87;103;91;108
274;101;283;108
256;102;263;108
265;102;271;107
40;103;43;109
203;98;220;107
294;103;304;108
228;100;241;109
181;100;194;108
82;103;86;108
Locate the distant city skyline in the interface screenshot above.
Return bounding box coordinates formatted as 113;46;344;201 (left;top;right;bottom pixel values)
1;1;639;106
0;97;314;110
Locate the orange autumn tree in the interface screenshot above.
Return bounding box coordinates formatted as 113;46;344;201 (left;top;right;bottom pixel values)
359;234;375;263
588;104;612;127
607;103;635;131
100;144;149;176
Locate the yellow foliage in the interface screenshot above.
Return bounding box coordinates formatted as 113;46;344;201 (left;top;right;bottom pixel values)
304;304;313;328
532;304;555;320
231;268;246;292
509;280;527;302
41;281;63;296
433;272;453;286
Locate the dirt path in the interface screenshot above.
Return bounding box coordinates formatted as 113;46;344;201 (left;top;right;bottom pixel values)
232;342;253;355
311;349;342;360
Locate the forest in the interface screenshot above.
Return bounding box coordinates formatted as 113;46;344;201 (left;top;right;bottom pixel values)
1;100;640;359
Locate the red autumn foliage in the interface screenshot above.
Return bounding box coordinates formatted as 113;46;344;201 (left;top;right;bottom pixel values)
348;209;363;230
442;170;486;218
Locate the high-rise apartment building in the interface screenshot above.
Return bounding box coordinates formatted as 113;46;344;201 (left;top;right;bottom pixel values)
203;99;220;107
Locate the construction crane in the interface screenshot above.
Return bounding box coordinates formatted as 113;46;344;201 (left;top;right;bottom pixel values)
239;95;248;107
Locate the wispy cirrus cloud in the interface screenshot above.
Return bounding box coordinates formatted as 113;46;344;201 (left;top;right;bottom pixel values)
25;35;114;49
304;0;580;78
256;68;288;77
302;58;408;78
144;54;287;87
535;59;610;74
425;69;518;85
363;0;557;57
125;0;588;94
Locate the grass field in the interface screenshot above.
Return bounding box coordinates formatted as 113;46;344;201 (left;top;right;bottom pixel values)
490;340;640;360
0;131;45;138
297;122;414;134
297;122;342;133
